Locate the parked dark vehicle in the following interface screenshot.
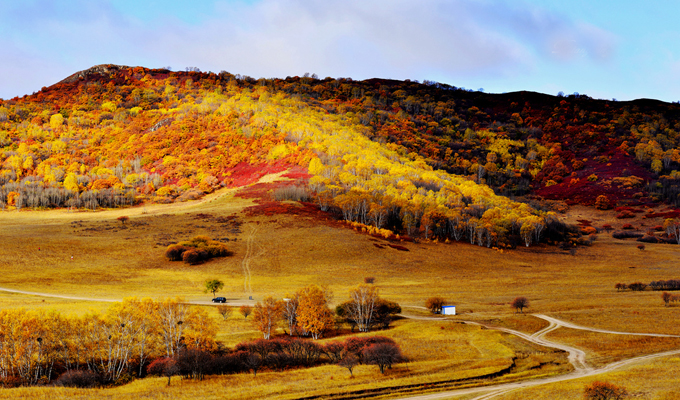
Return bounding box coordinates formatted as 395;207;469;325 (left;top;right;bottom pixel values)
212;297;227;303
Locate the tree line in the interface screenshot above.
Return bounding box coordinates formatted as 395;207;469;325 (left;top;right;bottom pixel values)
616;279;680;292
0;291;405;388
0;298;214;387
249;284;401;340
0;65;556;248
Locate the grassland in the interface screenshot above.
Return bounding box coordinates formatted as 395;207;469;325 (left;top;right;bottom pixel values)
0;319;569;400
482;355;680;400
1;178;680;398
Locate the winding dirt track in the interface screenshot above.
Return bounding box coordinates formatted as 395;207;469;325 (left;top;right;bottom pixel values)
396;313;680;400
241;225;266;295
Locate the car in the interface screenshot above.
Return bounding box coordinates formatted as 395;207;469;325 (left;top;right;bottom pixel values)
212;297;227;303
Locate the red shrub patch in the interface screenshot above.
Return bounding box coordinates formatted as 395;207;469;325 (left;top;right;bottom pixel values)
622;223;634;230
643;211;680;219
581;226;597;235
616;210;636;219
388;244;409;251
535;151;655;207
615;206;643;213
226;161;305;189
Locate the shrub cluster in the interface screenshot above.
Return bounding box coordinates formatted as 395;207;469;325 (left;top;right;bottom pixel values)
649;280;680;291
146;335;403;378
615;282;647;291
53;370;102;388
612;230;642;239
584;381;627;400
165;236;232;264
661;291;680;306
616;209;635;219
616;280;680;292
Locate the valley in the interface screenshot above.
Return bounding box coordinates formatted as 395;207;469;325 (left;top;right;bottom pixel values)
0;172;678;398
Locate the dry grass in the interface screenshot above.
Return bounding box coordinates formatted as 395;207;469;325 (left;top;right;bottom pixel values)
0;189;679;397
2;194;678;321
545;328;680;367
464;314;550;335
0;319;570;400
492;355;680;400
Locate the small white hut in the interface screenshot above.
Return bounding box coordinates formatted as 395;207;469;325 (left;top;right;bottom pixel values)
442;305;456;315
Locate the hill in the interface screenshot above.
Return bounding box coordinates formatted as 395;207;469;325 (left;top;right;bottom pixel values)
2;65;680;398
1;65;680;247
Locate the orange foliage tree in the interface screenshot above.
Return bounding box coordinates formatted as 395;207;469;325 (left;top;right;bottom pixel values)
296;285;334;339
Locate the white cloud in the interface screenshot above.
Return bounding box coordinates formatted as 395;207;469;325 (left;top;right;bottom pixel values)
0;0;619;98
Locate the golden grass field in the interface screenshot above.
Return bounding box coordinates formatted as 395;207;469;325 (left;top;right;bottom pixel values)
1;178;680;398
483;355;680;400
0;318;568;400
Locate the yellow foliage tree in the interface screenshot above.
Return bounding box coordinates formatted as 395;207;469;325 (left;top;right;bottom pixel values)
296;285;334;339
49;114;64;130
64;173;79;193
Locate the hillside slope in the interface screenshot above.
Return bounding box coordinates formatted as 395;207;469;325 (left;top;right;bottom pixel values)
2;65;679;246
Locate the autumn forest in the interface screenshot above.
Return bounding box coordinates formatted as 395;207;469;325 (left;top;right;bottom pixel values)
3;64;678;249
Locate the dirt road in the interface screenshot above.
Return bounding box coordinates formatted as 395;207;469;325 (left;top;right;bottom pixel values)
0;290;674;399
396;313;680;400
0;286;256;307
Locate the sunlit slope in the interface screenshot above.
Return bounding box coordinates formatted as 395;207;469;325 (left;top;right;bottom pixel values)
0;65;550;246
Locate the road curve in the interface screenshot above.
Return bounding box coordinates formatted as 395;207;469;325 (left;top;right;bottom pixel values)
534;314;680;338
0;291;675;399
395;313;680;400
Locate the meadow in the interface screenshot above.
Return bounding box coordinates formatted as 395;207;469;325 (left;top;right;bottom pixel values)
1;177;679;398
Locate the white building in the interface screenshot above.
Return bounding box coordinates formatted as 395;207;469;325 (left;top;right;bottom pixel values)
442;305;456;315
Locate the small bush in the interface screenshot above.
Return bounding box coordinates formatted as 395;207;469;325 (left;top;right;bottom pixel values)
594;195;610;210
177;189;204;202
165;244;187;261
54;370;101;388
622;223;634;230
581;226;597;235
583;381;627;400
272;185;311;202
147;357;180;386
182;249;202;265
588;174;598;182
612;231;643;239
616;210;635;219
628;282;647;291
206;244;231;257
166;236;231;264
637;235;659;243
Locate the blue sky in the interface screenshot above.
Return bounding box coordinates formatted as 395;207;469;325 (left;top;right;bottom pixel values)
1;0;678;102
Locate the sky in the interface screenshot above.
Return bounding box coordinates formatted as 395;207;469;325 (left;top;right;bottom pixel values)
0;0;679;102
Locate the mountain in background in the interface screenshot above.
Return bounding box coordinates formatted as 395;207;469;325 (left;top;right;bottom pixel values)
0;64;679;247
